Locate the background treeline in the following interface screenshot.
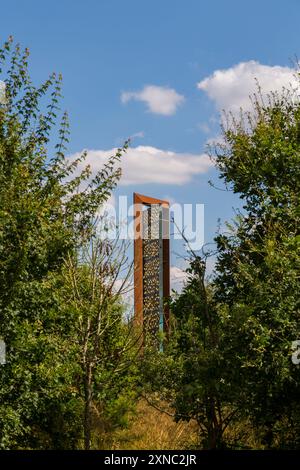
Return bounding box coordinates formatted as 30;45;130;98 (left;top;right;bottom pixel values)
0;39;299;449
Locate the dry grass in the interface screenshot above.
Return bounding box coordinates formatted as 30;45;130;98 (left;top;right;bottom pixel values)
223;417;264;449
94;399;199;450
92;400;265;450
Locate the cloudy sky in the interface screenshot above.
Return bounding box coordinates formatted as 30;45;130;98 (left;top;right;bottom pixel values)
1;0;299;290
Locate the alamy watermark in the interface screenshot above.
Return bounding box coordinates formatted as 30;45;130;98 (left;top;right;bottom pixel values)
97;196;204;251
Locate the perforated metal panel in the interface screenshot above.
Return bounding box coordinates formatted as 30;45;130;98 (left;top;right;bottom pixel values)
134;193;170;348
142;206;162;344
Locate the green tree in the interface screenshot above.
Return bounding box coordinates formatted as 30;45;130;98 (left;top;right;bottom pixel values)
212;86;300;448
0;37;127;449
140;245;243;449
61;234;139;450
169;254;243;449
142;85;300;450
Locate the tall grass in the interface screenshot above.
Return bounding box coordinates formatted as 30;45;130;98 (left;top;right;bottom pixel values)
93;399;199;450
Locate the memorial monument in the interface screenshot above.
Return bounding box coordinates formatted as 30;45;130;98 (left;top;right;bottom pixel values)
133;193;170;347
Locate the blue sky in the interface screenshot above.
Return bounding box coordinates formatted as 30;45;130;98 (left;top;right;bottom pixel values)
1;0;299;283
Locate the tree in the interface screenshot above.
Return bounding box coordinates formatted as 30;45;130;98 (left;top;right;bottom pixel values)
141;84;300;449
0;37;128;448
212;85;300;448
140;241;243;449
61;233;139;450
167;247;246;449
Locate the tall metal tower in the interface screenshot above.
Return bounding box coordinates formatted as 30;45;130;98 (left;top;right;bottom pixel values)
133;193;170;347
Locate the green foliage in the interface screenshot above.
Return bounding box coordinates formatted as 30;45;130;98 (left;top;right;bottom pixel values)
168;259;243;449
141;85;300;450
60;237;139;449
0;37;128;449
212;88;300;448
1;36;299;451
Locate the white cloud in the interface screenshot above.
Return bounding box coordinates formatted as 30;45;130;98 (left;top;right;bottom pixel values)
97;193;116;215
0;81;6;104
130;131;145;140
170;266;188;293
205;135;225;147
205;256;216;278
121;85;185;115
70;145;213;186
197;61;298;113
171;259;216;289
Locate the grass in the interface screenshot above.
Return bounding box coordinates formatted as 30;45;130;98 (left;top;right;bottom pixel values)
93;399;199;450
92;399;266;450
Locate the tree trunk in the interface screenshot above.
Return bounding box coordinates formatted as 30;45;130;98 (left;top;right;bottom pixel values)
83;364;92;450
204;399;224;449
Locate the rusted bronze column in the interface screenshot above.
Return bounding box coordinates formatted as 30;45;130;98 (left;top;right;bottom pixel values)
133;193;170;346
